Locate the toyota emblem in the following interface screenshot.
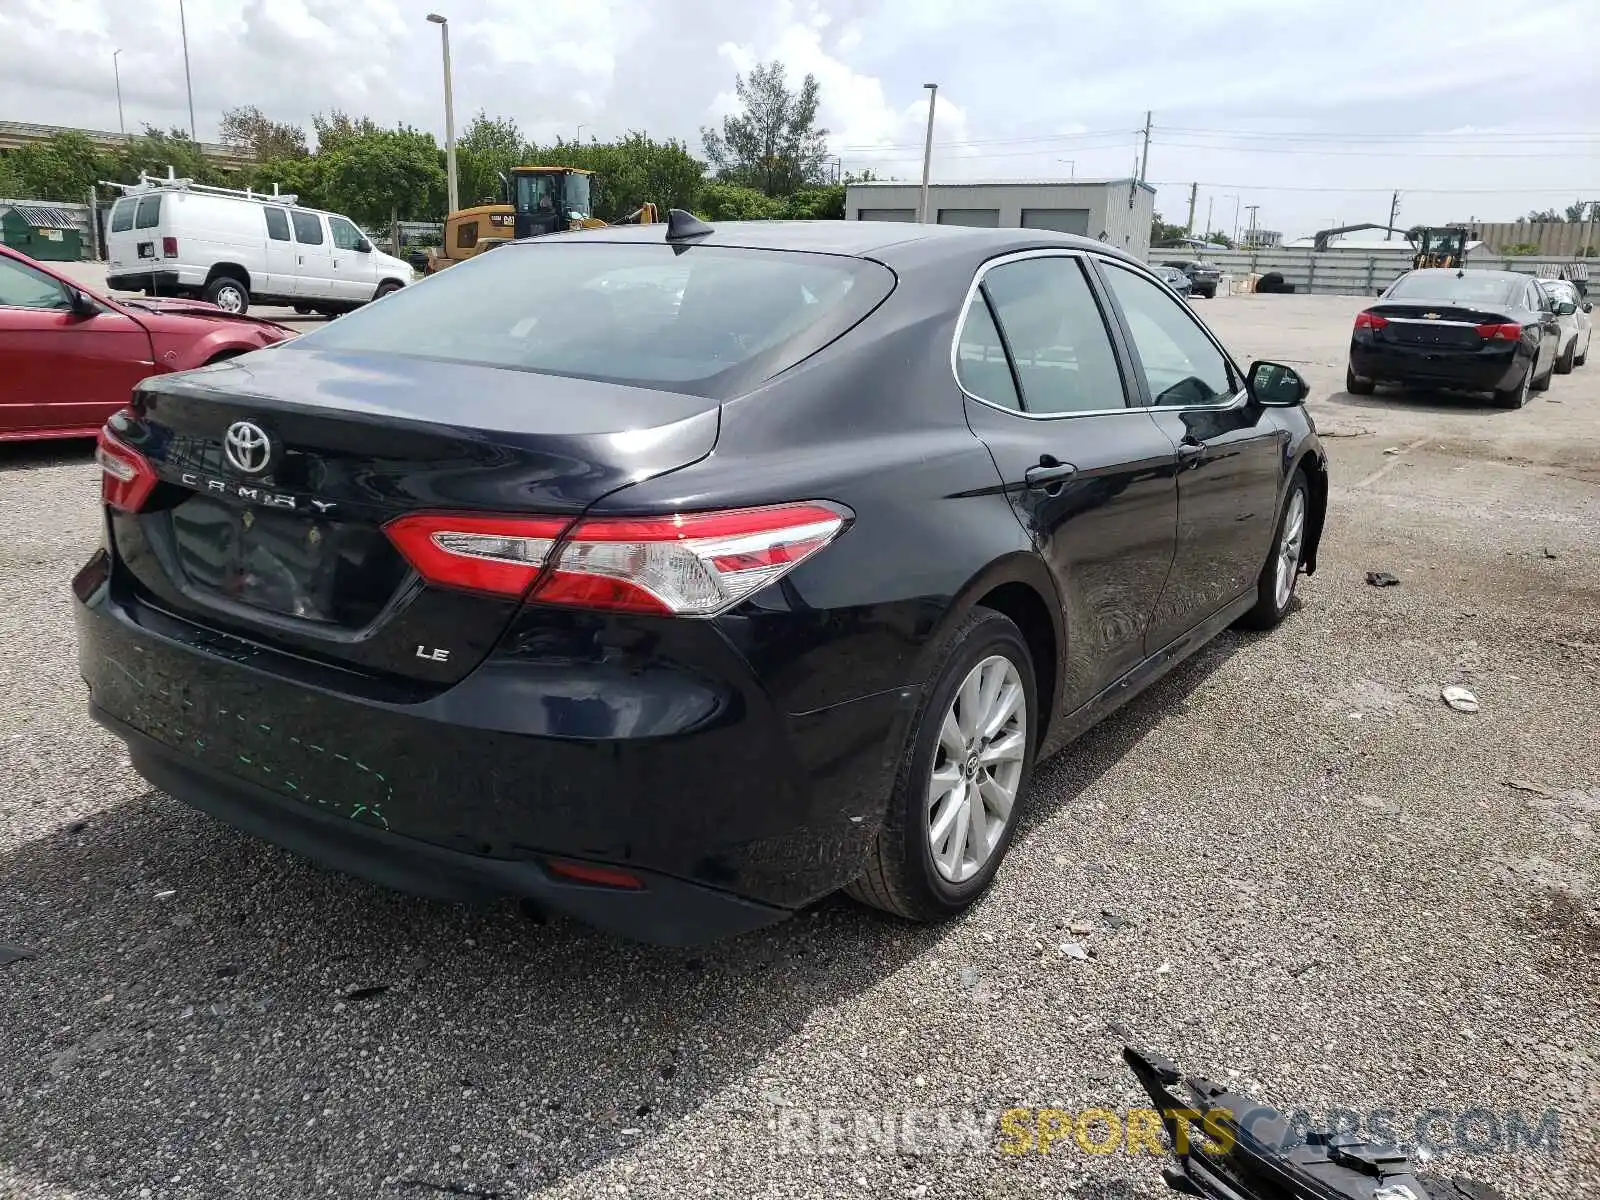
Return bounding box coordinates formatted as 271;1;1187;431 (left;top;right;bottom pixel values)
223;420;273;474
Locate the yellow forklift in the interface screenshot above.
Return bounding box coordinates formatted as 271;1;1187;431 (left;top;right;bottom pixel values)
1410;226;1468;270
425;167;660;274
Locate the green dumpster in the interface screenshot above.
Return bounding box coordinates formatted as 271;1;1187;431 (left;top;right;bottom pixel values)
0;203;84;262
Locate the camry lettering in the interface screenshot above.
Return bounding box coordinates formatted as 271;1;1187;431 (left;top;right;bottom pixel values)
178;472;327;512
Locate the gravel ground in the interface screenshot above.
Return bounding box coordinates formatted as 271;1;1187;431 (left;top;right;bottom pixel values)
2;293;1597;1199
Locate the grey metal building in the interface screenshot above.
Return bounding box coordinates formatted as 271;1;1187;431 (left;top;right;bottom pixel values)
845;178;1156;258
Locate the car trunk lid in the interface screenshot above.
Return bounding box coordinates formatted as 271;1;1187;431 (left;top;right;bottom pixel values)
1366;302;1520;349
110;347;720;686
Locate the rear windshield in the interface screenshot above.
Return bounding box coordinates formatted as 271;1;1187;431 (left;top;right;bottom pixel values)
296;240;896;398
1386;272;1520;305
135;194;162;229
109;200;134;233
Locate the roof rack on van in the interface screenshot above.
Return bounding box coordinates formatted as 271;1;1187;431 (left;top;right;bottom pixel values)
97;165;298;206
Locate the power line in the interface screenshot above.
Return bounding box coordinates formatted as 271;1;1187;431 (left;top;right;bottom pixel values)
1160;124;1600;143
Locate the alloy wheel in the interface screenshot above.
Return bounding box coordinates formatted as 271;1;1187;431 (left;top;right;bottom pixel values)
927;654;1027;883
215;286;244;313
1274;488;1306;610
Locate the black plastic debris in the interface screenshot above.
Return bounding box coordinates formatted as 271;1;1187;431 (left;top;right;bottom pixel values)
344;984;390;1002
1122;1041;1508;1200
1365;571;1400;587
0;944;36;967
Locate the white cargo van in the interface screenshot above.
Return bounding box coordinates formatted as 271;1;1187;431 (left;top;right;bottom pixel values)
104;175;414;315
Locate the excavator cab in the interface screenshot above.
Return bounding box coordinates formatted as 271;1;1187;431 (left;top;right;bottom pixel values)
1412;227;1468;270
509;167;596;238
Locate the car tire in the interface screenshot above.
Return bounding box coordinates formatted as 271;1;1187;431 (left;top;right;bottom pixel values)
204;276;249;314
1554;338;1576;375
1530;361;1553;392
1236;469;1310;631
1492;368;1531;409
374;282;402;300
292;304;312;315
846;608;1037;923
1345;366;1375;395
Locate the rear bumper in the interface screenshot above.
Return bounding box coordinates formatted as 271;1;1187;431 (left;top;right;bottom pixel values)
1349;339;1525;391
97;706;785;944
73;551;914;942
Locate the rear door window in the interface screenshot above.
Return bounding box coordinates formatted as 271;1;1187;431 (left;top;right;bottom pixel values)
977;256;1127;414
955;292;1021;410
134;195;162;229
109;200;134;233
264;207;291;241
296;240;896;399
290;210;324;245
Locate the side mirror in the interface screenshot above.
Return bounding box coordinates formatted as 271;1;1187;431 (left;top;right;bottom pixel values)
1556;300;1577;316
66;287;98;317
1585;301;1594;313
1248;359;1309;406
355;237;373;253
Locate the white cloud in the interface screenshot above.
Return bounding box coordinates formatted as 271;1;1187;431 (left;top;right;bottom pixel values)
1;0;1597;234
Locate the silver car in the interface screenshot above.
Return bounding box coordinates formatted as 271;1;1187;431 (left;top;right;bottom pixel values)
1538;278;1591;372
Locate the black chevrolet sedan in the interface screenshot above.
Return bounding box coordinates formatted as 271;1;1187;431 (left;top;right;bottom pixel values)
76;217;1327;945
1347;268;1563;407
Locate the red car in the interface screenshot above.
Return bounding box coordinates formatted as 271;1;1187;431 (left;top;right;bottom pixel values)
0;244;294;443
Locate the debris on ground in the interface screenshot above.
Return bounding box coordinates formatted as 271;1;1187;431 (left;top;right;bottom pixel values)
1542;547;1558;559
1383;446;1402;455
1441;685;1480;713
1058;941;1088;961
1365;571;1400;587
0;944;36;967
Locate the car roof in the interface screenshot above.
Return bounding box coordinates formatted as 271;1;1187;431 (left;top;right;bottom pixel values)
1401;267;1529;283
534;219;1146;267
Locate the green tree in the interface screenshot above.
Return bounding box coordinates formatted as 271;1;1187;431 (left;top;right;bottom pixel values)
1203;230;1234;249
219;106;308;162
696;181;788;221
521;132;707;221
701;60;829;198
784;184;845;220
0;130;110;200
1151;212;1189;245
312;110;382;154
1524;208;1561;223
456;111;524;207
1564;199;1599;222
115;126;222;185
318;125;446;225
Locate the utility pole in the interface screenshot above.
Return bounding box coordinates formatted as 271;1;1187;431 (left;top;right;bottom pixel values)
112;49;125;136
1386;190;1400;239
1185;182;1198;235
427;14;459;216
1244;204;1259;246
177;0;197;140
1205;196;1214;239
917;83;938;224
1138;110;1152;182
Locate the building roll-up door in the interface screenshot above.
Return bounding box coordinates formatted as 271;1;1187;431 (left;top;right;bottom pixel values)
937;209;1000;227
857;208;916;222
1020;208;1091;235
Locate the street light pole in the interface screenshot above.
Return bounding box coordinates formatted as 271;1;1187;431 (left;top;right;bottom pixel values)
177;0;196;139
112;49;125;136
917;83;938;224
427;13;459;215
1058;159;1075;178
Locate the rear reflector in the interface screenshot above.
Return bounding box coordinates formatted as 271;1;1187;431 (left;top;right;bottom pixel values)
96;420;158;513
384;502;849;613
546;858;644;889
161;236;178;259
1473;322;1523;341
1353;311;1388;331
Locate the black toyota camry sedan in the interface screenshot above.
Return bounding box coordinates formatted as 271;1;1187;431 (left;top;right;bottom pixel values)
1347;268;1563;408
76;215;1327;945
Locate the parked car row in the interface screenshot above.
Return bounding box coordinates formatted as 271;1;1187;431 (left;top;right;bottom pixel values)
1347;268;1592;408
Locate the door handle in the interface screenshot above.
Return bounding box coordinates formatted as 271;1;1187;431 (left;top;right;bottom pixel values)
1024;460;1078;491
1177;440;1206;468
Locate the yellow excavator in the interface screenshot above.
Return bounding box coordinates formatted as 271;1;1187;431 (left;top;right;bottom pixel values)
425;166;660;273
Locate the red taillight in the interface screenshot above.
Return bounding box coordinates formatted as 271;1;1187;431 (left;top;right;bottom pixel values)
382;512;568;599
1354;311;1388;331
1473;322;1523;341
546;858;643;889
161;236;178;258
383;502;849;614
95;421;157;512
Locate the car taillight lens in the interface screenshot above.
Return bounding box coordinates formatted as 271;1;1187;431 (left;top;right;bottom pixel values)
161;236;178;258
1474;322;1523;341
96;421;157;513
1354;311;1388;331
384;502;849;614
383;513;568;599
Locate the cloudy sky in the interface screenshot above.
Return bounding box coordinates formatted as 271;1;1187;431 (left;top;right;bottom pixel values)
4;0;1598;237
